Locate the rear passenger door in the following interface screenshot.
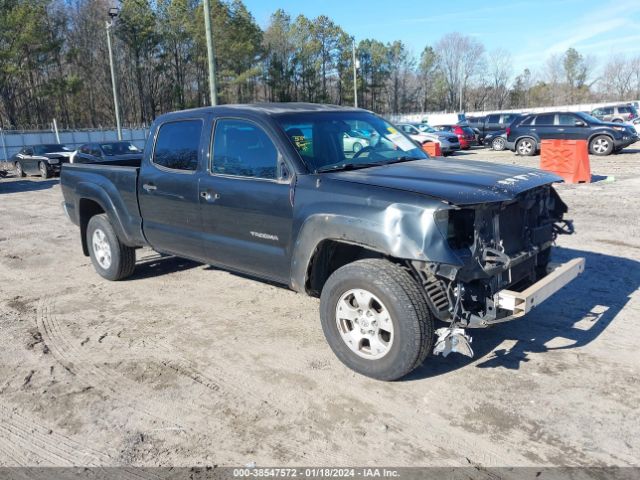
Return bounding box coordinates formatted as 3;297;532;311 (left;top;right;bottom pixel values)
533;114;557;140
197;117;294;283
138;118;206;260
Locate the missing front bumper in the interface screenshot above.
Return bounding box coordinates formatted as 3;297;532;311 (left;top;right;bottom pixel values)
485;257;585;325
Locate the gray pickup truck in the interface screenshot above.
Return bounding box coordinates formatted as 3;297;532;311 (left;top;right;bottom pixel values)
60;103;584;381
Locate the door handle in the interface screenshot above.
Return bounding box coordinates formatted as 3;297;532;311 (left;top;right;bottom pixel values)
142;183;157;192
557;128;565;131
200;190;220;201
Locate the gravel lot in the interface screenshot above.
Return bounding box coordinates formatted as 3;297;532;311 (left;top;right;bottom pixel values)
0;147;639;468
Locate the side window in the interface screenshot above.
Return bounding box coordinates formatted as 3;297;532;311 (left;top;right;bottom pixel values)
557;114;577;126
153;120;202;171
91;145;103;157
603;107;614;115
502;114;518;124
618;106;630;114
212;119;279;180
535;114;554;125
486;114;500;124
519;116;534;126
80;145;91;154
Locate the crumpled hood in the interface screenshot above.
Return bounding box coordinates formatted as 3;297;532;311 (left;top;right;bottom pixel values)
324;158;563;205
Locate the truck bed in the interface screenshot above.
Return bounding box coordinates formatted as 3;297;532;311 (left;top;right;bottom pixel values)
60;162;145;248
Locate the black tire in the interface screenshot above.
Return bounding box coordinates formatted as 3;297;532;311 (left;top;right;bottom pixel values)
516;138;536;156
86;214;136;281
612;118;623;123
39;161;51;179
15;162;25;177
589;135;613;156
320;259;434;381
492;136;506;151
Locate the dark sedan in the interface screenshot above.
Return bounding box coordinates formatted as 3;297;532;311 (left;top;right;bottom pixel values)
74;141;143;164
12;144;74;178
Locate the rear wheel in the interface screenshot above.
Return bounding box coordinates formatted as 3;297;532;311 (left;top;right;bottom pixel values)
492;136;506;151
86;214;136;281
590;135;613;156
39;161;51;179
320;259;434;381
15;162;25;177
516;138;536;156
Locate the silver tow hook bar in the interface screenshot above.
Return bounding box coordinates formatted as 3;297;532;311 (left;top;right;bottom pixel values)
433;327;474;358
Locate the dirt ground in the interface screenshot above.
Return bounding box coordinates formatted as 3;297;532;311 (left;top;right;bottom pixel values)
0;146;639;468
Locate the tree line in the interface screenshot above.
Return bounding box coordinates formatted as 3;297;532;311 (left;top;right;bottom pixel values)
2;0;640;130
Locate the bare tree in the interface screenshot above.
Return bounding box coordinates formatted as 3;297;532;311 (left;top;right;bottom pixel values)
434;33;485;111
488;49;512;109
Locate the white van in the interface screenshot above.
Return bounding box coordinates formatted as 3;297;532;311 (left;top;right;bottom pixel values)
423;112;467;126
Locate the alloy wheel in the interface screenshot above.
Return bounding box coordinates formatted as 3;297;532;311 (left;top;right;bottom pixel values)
335;288;394;360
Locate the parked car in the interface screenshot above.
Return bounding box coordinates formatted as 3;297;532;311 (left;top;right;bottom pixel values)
12;144;74;178
591;104;638;123
632;117;640;135
398;123;460;154
483;131;507;151
467;113;522;145
506;111;639;156
61;103;582;381
432;124;476;149
423;112;467;126
342;130;370;153
74;141;142;164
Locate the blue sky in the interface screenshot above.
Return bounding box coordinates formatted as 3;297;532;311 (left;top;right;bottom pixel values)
242;0;640;76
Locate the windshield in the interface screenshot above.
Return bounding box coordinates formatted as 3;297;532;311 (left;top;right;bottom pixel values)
36;144;72;154
100;141;140;156
417;124;436;133
575;112;602;124
276;111;427;173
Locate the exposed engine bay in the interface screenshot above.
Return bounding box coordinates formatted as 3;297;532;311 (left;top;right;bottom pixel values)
411;185;582;357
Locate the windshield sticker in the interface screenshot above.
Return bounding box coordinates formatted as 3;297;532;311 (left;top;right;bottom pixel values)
291;135;311;153
387;126;398;134
387;133;416;152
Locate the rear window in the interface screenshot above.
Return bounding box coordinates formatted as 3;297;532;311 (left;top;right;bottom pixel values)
535;114;555;126
153;119;202;171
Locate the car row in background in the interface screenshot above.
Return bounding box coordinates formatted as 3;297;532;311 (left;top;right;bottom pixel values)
396;123;460;154
506;111;638;156
9;141;142;178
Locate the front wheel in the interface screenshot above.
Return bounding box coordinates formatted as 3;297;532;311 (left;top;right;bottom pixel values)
320;259;434;381
39;162;51;179
352;142;363;153
492;136;506;151
590;135;613;156
86;214;136;281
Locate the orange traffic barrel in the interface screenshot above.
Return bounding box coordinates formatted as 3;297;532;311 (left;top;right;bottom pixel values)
422;142;442;157
540;139;591;184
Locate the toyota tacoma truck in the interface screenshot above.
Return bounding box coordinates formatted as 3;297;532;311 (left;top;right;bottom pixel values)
60;103;584;381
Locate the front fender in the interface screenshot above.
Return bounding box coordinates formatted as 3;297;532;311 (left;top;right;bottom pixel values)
289;205;463;292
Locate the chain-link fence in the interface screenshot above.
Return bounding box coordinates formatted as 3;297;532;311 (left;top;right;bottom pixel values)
0;127;150;165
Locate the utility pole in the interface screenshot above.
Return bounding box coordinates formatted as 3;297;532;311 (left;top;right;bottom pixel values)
202;0;217;106
459;78;463;112
106;8;122;140
352;38;358;108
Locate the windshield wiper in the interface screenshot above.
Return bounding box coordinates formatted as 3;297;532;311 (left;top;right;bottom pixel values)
381;156;424;165
315;162;382;173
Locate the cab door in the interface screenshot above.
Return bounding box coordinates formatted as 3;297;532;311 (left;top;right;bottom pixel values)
197;117;294;283
138;118;207;260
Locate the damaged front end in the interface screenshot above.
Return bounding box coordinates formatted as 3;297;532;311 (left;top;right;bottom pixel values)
412;185;585;357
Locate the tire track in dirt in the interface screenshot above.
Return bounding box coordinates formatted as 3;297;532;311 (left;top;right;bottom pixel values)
36;296;336;465
0;404;109;466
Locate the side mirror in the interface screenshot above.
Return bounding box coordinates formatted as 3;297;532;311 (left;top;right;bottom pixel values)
575;120;587;127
